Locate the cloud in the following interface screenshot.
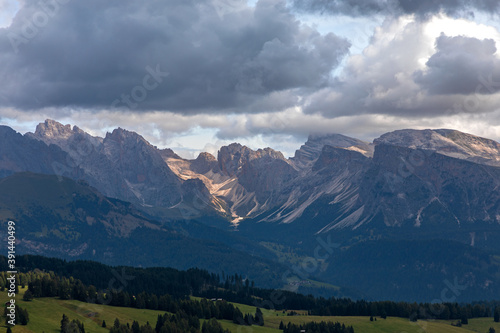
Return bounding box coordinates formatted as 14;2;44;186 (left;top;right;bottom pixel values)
0;0;350;114
292;0;500;18
414;35;500;95
302;16;500;119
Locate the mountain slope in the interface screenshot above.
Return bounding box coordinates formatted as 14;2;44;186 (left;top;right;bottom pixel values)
0;172;286;287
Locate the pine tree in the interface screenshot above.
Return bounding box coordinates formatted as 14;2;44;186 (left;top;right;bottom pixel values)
61;314;69;332
155;314;165;332
279;320;284;329
23;289;34;301
244;313;255;325
141;322;155;333
101;320;106;328
233;307;243;324
6;327;12;333
255;308;264;326
494;306;500;323
489;328;496;333
78;320;85;333
381;310;387;319
18;306;29;325
132;320;140;333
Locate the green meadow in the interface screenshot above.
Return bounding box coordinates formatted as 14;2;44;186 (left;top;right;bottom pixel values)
1;290;499;333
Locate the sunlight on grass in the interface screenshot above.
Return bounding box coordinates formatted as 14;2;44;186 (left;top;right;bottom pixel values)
2;291;499;333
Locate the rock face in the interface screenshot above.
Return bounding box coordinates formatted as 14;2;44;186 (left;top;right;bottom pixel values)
99;128;184;206
363;143;500;225
217;143;297;201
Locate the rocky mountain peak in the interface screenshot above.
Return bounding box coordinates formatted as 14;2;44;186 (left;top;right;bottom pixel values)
190;152;219;174
374;129;500;166
255;147;287;161
34;119;74;139
197;152;217;162
218;143;287;176
103;128;163;157
291;133;372;170
28;120;102;163
105;128;147;143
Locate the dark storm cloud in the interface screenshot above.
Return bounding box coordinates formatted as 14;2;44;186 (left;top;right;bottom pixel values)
293;0;500;18
0;0;350;113
414;35;500;95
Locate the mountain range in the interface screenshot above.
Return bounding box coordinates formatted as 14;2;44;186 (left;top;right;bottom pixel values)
1;119;500;301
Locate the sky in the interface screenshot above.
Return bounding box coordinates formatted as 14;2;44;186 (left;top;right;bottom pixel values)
1;0;500;158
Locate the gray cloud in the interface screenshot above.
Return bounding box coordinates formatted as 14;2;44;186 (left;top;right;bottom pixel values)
0;0;350;114
292;0;500;18
414;35;500;95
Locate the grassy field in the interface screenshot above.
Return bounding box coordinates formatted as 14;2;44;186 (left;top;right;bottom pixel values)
0;288;166;333
266;315;500;333
196;296;500;333
2;290;500;333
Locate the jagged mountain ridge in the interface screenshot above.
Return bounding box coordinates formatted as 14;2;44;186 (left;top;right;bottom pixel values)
3;120;500;248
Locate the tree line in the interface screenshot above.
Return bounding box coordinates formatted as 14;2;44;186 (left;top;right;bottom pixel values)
281;321;354;333
2;255;500;324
